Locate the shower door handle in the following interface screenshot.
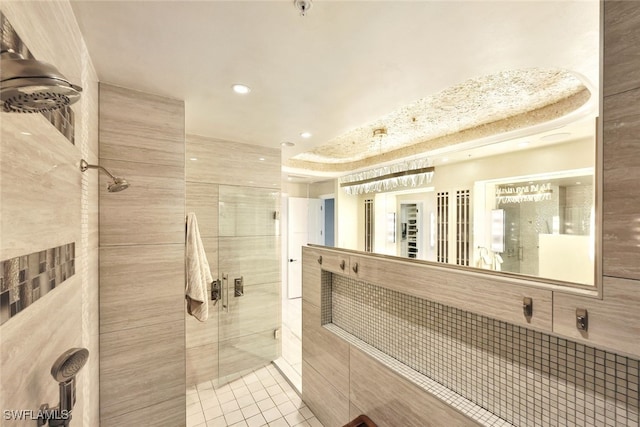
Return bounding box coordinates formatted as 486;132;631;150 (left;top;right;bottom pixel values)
221;274;229;312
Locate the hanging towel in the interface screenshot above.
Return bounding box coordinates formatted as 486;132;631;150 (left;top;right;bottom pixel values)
186;212;213;322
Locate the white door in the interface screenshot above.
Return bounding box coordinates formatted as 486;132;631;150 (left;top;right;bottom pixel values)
287;198;324;299
287;198;309;299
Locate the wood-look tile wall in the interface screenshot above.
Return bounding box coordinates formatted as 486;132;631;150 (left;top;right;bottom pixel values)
0;3;100;426
185;134;281;386
547;0;640;368
98;83;186;426
603;0;640;281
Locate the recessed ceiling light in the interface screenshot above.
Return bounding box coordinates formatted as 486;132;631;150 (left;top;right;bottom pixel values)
518;141;530;147
300;132;312;139
190;157;198;161
281;141;295;147
20;131;32;136
259;157;265;161
576;181;581;185
232;84;251;94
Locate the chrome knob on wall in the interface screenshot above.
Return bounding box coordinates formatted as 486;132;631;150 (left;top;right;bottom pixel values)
523;297;533;319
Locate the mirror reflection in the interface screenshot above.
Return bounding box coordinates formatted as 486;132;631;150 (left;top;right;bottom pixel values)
331;118;596;286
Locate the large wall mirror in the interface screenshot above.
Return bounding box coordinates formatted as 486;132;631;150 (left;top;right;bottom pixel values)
335;115;597;287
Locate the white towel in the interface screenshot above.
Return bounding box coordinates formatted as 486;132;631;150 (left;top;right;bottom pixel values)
186;212;213;322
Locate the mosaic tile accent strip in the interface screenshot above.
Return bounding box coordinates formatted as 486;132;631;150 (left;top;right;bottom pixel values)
326;273;640;427
0;243;75;325
0;12;76;144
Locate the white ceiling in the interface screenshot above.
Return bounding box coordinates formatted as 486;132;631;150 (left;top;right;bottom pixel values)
70;0;600;173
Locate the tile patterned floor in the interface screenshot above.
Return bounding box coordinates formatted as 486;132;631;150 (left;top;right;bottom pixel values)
187;364;324;427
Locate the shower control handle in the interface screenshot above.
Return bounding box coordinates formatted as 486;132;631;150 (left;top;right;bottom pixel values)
234;277;244;297
211;280;221;302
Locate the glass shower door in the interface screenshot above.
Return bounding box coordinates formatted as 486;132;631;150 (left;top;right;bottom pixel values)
216;185;281;385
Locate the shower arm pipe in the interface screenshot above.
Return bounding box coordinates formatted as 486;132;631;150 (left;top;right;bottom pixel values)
79;159;116;180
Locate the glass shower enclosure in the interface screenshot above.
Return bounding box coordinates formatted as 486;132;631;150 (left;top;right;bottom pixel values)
215;185;281;385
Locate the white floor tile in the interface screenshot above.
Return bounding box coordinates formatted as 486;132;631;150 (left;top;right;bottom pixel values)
252;389;270;401
215;383;232;394
299;406;313;420
243;372;260;384
201;398;220;411
234;385;252;398
225;409;245;425
187;393;201;406
217;390;236;404
187;411;206;427
248;381;265;392
207;416;227;427
290;410;311;424
246;413;267;427
237;393;255;408
261;376;278;387
268;418;289;427
257;397;276;412
270;393;289;406
277;401;297;417
204;405;224;421
221;400;240;414
199;388;217;401
188;402;203;416
266;384;283;396
241;403;261;419
262;407;282;423
188;364;324;427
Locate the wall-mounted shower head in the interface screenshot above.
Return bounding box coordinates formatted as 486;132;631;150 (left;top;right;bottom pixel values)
80;159;130;192
0;50;82;113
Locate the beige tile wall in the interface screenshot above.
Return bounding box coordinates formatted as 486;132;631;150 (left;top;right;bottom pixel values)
602;0;640;281
0;2;100;426
98;83;186;426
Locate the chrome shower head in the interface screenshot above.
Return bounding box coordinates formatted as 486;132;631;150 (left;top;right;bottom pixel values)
51;348;89;383
80;159;130;192
0;50;82;113
108;177;130;193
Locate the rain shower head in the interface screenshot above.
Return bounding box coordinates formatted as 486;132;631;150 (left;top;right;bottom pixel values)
51;348;89;383
80;159;130;192
0;50;83;113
